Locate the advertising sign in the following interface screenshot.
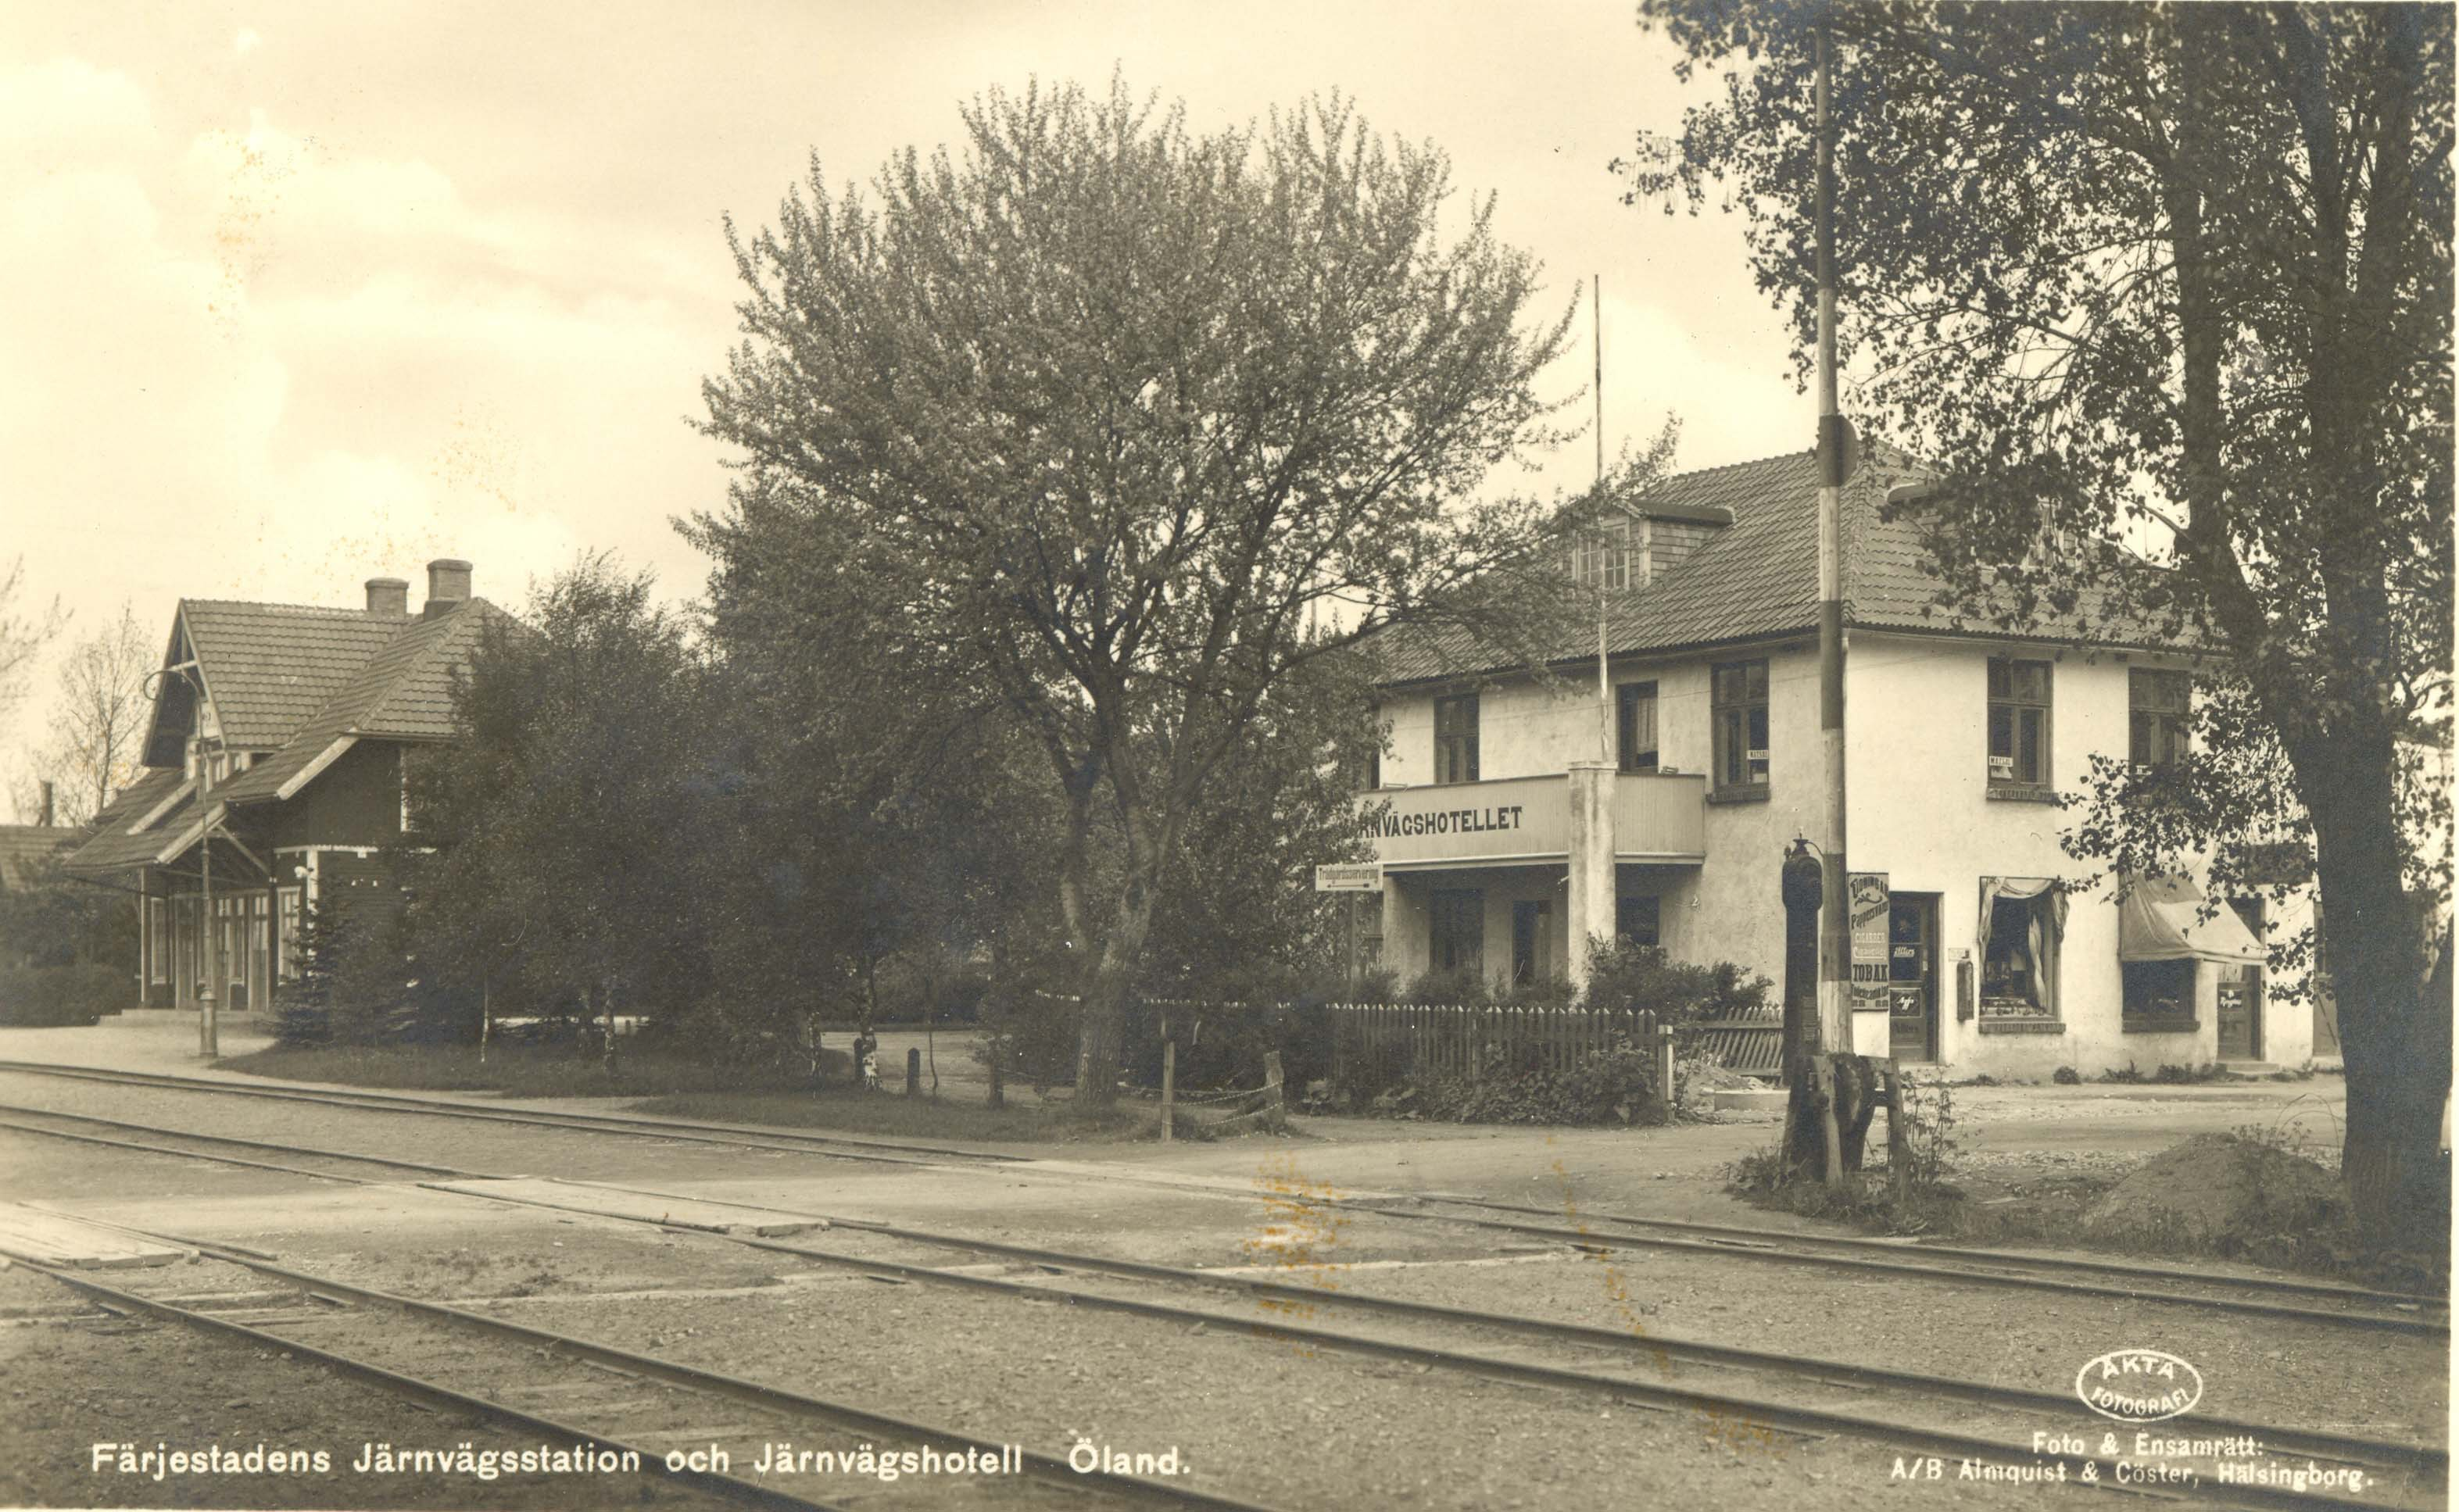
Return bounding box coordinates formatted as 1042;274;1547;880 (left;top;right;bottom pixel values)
1849;870;1890;1012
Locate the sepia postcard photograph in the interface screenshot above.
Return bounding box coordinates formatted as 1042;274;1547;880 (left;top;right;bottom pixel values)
0;2;2448;1509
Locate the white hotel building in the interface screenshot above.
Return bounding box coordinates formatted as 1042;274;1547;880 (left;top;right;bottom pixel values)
1357;449;2307;1078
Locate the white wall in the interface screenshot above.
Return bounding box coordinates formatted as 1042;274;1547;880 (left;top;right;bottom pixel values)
1371;633;2309;1073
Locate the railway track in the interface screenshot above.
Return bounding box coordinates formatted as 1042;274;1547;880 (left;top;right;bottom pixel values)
18;1255;1281;1512
0;1056;2439;1338
0;1100;2442;1512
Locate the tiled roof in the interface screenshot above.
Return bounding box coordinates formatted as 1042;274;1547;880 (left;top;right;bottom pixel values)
61;769;195;876
1372;450;2185;687
213;599;513;807
0;825;71;890
178;600;413;750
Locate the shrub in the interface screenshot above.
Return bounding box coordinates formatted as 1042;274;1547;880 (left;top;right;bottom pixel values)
0;964;129;1026
1398;1038;1671;1127
2053;1064;2082;1085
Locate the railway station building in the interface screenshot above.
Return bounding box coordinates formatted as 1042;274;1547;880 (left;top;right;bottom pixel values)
1356;450;2313;1079
63;560;510;1013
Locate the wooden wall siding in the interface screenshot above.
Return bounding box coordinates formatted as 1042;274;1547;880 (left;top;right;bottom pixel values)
269;741;405;850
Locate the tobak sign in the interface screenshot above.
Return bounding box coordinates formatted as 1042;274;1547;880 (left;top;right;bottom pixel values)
1849;871;1890;1012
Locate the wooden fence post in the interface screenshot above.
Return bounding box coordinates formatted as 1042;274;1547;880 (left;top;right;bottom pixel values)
1161;1037;1176;1143
1656;1019;1676;1110
904;1046;922;1098
1263;1049;1286;1133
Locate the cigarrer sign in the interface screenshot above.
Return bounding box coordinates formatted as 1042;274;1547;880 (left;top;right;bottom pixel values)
2075;1349;2203;1423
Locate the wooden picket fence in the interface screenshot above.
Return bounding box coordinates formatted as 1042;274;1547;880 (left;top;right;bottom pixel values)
1326;1001;1782;1091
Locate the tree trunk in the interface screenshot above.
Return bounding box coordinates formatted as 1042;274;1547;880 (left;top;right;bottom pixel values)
2298;735;2451;1247
1072;834;1165;1110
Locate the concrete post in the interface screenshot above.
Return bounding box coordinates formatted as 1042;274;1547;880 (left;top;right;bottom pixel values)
1565;763;1619;991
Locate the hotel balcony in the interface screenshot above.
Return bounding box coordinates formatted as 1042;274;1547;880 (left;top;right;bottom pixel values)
1358;770;1707;874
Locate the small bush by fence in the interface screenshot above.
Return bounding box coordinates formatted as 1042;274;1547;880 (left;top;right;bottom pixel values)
1326;999;1781;1092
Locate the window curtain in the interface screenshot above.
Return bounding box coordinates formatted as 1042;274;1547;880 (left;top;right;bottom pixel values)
1979;877;2067;1013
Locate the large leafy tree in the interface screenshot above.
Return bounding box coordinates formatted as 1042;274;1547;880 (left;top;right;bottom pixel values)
1629;2;2452;1235
406;560;718;1055
700;81;1608;1103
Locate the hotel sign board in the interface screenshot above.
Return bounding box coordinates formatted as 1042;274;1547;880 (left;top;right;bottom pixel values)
1314;863;1383;892
1849;871;1890;1013
1358;774;1571;869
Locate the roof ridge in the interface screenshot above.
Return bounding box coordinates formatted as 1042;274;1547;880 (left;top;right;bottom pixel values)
182;598;405;617
1646;449;1816;491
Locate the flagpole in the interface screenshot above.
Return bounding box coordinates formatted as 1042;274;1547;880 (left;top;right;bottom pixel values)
1595;273;1612;767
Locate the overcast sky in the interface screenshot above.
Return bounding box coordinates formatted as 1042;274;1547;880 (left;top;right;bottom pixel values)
0;0;1816;809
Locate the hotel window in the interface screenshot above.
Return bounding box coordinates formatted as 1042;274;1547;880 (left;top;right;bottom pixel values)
1434;693;1480;785
1711;659;1769;795
1616;681;1659;774
1987;658;2053;792
2129;669;2191;772
2121;960;2196;1028
1616;895;1661;949
1571;515;1634;592
1428;888;1484;978
1978;878;2063;1020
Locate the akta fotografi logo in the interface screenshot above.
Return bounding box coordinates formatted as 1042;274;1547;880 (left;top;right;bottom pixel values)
2075;1349;2203;1423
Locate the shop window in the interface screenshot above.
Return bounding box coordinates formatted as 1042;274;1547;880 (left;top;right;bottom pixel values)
276;887;304;981
1572;515;1634;592
1434;694;1480;785
1616;681;1659;774
2121;960;2196;1028
1987;658;2052;792
1711;659;1769;796
1428;888;1484;978
2130;669;2191;771
1979;878;2063;1020
1616;895;1660;949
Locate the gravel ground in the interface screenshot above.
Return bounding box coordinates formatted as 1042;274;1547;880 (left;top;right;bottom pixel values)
0;1270;740;1510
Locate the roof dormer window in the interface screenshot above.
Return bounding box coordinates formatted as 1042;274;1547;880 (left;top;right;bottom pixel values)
1572;515;1637;592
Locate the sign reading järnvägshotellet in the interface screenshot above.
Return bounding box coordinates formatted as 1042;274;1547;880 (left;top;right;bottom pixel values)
1314;863;1383;892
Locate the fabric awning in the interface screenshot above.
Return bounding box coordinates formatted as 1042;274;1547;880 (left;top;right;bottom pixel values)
2117;874;2266;965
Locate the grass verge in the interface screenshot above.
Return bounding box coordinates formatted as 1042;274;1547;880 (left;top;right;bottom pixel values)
216;1042;848;1099
215;1042;1160;1143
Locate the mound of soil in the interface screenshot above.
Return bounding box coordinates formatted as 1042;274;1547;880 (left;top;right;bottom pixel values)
2083;1132;2343;1242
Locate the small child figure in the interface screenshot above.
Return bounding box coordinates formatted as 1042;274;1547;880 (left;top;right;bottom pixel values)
854;1028;881;1092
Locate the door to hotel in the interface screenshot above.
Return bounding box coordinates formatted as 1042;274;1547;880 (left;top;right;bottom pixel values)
1888;895;1939;1062
1511;901;1548;985
2217;966;2262;1060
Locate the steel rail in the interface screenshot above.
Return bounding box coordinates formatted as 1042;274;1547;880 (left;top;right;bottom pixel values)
733;1212;2443;1478
5;1110;2439;1501
1341;1202;2449;1338
0;1060;1024;1167
709;1231;2415;1512
0;1107;477;1179
1405;1191;2448;1311
17;1257;843;1512
0;1068;2438;1338
72;1242;1283;1512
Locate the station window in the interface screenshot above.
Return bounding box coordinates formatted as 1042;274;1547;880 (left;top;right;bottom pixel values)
1710;659;1769;795
1616;681;1659;774
1434;693;1480;785
1987;658;2053;792
1616;895;1661;949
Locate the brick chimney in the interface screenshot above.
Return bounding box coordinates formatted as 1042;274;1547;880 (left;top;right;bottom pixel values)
424;559;472;618
365;577;410;617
